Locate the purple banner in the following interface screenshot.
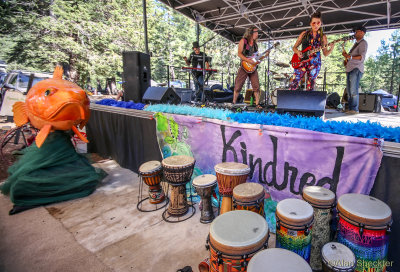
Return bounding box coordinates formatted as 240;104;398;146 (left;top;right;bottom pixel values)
154;113;383;201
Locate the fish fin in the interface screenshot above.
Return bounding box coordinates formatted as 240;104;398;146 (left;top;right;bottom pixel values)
12;102;29;127
53;65;64;80
72;125;89;143
35;124;52;148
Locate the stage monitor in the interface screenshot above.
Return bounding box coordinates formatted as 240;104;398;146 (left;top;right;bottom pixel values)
276;90;327;117
142;86;181;105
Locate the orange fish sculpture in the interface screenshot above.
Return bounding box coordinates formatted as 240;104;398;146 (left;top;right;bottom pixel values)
12;66;90;148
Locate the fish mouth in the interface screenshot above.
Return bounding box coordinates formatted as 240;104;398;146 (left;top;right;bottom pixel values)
47;101;88;123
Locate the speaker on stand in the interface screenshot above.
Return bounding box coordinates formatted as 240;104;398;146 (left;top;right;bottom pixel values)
122;51;151;103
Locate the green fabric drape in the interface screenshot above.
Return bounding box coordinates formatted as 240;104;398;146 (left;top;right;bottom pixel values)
1;130;104;206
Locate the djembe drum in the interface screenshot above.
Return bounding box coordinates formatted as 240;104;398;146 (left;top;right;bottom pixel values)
337;194;392;272
247;248;312;272
193;174;217;223
207;210;269;272
233;182;265;217
321;242;356;272
276;198;314;263
214;162;250;214
138;161;165;204
162;155;195;217
302;186;336;270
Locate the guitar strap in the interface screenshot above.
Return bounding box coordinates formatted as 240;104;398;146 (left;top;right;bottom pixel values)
349;40;363;54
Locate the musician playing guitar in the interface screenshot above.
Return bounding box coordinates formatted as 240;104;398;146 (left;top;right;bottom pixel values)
289;11;334;91
183;41;210;101
233;27;267;109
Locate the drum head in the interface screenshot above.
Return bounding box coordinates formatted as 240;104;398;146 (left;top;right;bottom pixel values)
337;194;392;227
233;183;265;202
210;210;269;255
322;242;356;270
193;174;217;188
139;161;162;174
276;198;313;226
302;186;335;207
162;155;195;168
214;162;250;176
247;248;312;272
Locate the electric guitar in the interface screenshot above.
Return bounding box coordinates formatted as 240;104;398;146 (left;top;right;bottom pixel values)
241;42;280;73
341;43;349;67
290;35;354;69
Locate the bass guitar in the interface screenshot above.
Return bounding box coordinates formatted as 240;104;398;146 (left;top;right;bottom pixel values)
241;42;280;73
290;35;354;69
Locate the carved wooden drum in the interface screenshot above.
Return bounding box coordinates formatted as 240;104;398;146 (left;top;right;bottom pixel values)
247;248;312;272
233;182;265;217
193;174;217;223
138;161;165;204
162;155;195;217
276;198;314;263
321;242;356;272
214;162;250;214
302;186;336;270
337;194;392;272
208;210;269;272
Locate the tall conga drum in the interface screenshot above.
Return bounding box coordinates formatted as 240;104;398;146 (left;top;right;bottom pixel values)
193;174;217;224
247;248;312;272
138;161;165;204
208;210;269;271
337;194;392;272
233;182;265;217
276;198;314;262
214;162;250;214
321;242;356;272
162;155;195;217
302;186;336;270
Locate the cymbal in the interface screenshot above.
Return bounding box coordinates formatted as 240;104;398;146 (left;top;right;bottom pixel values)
275;61;290;68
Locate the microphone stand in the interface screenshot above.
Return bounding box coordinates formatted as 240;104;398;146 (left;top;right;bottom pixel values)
266;29;272;107
199;32;219;103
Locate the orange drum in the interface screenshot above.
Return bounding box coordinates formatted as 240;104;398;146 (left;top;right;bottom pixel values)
138;161;165;204
214;162;250;214
233;182;265;217
208;210;269;272
162;155;195;217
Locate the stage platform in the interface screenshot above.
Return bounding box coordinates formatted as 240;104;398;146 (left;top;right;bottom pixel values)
324;109;400;128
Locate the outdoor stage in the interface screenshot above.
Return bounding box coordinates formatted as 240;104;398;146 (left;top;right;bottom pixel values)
87;103;400;271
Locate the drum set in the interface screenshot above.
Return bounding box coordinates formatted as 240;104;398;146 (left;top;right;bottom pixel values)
137;157;393;272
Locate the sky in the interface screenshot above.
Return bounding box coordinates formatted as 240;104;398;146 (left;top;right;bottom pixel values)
364;29;396;58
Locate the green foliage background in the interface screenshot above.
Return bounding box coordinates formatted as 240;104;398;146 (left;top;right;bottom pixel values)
0;0;398;96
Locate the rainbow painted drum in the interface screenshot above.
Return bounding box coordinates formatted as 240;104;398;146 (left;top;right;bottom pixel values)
138;161;165;204
214;162;250;214
162;155;195;217
322;242;356;272
337;194;392;272
208;210;269;272
247;248;312;272
276;198;314;262
302;186;336;270
193;174;217;223
233;182;265;217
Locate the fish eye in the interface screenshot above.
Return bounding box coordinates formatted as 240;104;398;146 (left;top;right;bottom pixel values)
44;89;51;96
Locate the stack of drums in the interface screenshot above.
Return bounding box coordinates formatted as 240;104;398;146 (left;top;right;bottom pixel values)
275;198;314;262
337;194;392;272
192;174;217;223
138;161;165;204
321;242;356;272
302;186;336;270
208;210;269;271
162;155;195;217
214;162;250;214
233;182;265;217
247;248;312;272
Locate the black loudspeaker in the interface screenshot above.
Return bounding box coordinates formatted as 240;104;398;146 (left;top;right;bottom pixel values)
358;93;381;113
276;90;327;117
122;51;151;102
174;88;193;103
142;86;181;104
326;92;341;108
